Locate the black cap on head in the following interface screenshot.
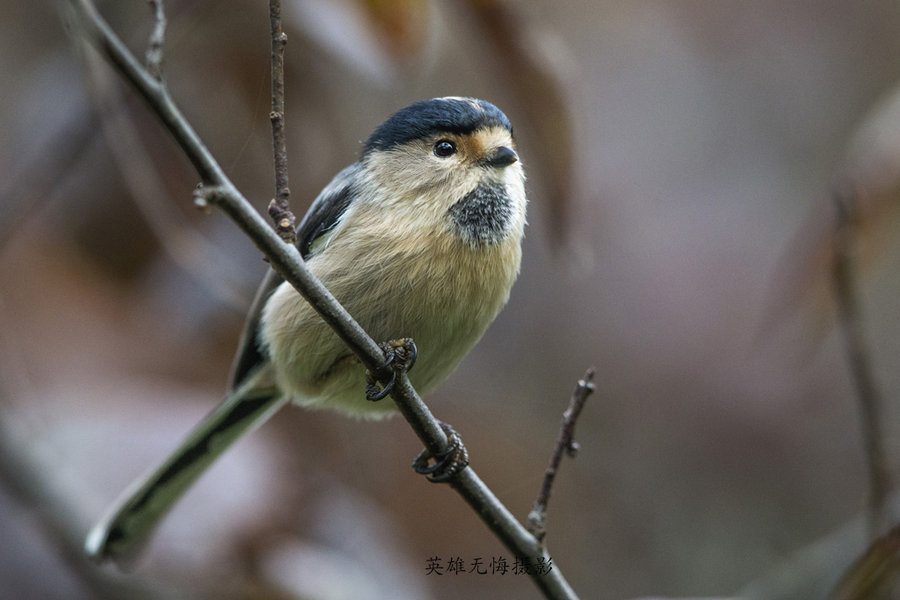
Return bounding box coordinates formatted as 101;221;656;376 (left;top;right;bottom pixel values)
363;97;512;155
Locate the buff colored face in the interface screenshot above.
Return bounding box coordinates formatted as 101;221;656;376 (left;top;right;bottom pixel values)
361;125;523;218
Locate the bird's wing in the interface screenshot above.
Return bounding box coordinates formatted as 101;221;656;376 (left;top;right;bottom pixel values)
227;162;359;391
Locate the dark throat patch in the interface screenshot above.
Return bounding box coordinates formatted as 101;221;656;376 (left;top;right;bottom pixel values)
448;183;513;246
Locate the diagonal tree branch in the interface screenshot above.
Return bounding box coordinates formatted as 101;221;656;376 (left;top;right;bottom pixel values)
66;1;579;598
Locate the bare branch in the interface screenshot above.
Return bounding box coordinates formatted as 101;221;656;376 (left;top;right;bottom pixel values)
832;184;892;537
145;0;166;80
68;1;580;597
528;368;595;542
267;0;297;244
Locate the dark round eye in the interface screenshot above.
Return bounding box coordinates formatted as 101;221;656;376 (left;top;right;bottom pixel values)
433;140;457;158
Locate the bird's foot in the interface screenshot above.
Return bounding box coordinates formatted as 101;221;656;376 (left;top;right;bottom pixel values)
365;337;417;401
413;421;470;483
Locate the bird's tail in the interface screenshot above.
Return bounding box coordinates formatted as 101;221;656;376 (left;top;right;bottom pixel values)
85;365;285;565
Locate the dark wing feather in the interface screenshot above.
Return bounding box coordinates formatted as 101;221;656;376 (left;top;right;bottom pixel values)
296;163;358;259
227;162;360;391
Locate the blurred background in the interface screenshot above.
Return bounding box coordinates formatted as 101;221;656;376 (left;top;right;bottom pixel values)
3;1;900;598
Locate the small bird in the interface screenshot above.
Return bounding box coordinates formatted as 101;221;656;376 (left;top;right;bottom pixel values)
86;97;528;563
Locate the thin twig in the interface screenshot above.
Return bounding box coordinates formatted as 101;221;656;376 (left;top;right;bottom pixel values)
832;184;891;537
528;368;595;542
67;2;579;598
267;0;296;244
145;0;166;81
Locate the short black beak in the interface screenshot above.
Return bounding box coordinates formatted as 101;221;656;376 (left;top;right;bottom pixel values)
483;146;518;168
